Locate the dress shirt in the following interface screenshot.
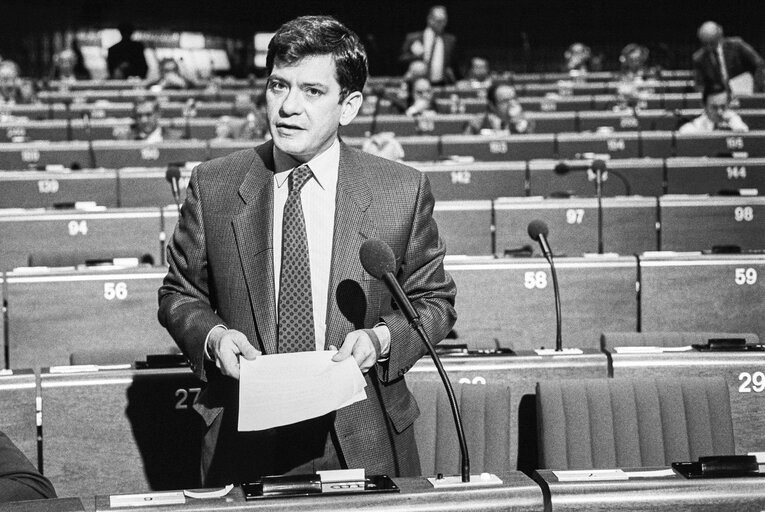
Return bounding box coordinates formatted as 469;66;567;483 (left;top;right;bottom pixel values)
422;28;444;83
678;112;749;133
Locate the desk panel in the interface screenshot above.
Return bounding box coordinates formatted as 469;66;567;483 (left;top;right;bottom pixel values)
665;157;765;195
528;158;664;197
0;142;92;171
5;267;177;369
0;207;163;271
0;497;85;512
639;254;765;338
440;134;556;161
96;472;543;512
339;114;472;137
534;468;765;511
117;167;191;208
556;132;641;159
41;367;204;498
444;257;637;350
342;135;441;162
415;161;527;200
409;350;609;472
659;196;765;251
0;369;37;465
0;120;70;143
92;140;208;169
494;197;658;256
674;131;765;157
608;350;765;455
0;170;118;209
433;201;493;255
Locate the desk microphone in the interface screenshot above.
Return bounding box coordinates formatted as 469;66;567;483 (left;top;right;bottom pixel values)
527;220;562;351
183;98;197;140
359;238;470;483
82;112;97;169
165;164;182;214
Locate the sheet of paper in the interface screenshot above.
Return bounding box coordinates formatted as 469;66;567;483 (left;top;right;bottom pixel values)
238;351;366;431
613;346;692;354
553;469;628;481
625;468;676;478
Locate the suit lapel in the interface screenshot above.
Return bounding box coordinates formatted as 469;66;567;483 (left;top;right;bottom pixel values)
325;144;376;348
232;142;279;354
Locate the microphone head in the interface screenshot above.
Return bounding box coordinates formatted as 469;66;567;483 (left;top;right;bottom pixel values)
165;164;181;183
359;238;396;279
553;162;570;175
592;159;607;173
527;219;549;242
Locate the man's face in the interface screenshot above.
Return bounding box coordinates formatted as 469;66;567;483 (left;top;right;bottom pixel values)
412;78;433;102
266;54;361;162
471;59;489;80
0;65;18;93
705;91;729;124
493;85;517;118
135;102;159;135
427;8;448;34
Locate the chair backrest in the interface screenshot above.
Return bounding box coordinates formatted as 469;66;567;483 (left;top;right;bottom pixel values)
409;381;513;476
601;331;759;349
536;377;735;470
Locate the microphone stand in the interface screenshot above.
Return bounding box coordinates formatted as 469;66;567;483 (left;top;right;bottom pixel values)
595;164;604;254
546;254;563;352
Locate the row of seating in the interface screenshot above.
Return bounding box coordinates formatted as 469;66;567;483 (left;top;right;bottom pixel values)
2;158;762;208
4;110;765;143
1;131;763;171
2;254;763;369
1;337;758;498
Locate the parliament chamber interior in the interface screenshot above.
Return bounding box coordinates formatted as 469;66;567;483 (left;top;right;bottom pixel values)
2;1;765;510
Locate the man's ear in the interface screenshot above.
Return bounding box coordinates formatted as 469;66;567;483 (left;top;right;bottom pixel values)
339;91;363;126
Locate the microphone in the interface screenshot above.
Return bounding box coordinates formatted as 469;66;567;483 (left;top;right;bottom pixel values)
553;158;607;175
165;164;182;214
359;238;471;483
527;221;563;352
82;112;97;169
183;98;197;140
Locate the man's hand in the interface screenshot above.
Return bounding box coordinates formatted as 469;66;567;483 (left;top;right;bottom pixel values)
208;328;260;380
331;329;380;373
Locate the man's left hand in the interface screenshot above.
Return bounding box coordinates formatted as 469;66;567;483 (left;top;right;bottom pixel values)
331;329;379;373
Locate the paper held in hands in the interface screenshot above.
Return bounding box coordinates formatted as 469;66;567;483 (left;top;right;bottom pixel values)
238;351;367;431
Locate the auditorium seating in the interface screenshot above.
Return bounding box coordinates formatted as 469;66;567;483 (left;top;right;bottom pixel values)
536;377;735;469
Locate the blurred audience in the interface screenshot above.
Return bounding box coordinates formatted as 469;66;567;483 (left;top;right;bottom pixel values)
563;42;591;76
0;60;36;104
50;48;91;82
0;430;56;502
679;86;749;133
404;76;440;118
107;22;149;79
457;56;493;90
399;5;458;85
361;131;405;161
693;21;765;94
214;92;269;140
619;43;655;81
464;83;533;135
113;99;168;142
148;58;194;91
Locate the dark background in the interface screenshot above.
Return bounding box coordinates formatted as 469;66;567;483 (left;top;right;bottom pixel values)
2;0;763;77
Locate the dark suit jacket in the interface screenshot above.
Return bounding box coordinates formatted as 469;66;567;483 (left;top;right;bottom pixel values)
693;37;765;93
107;40;148;79
0;431;56;502
158;140;457;476
400;30;459;83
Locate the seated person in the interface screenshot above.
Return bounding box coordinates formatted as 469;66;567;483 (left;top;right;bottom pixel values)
0;430;57;502
0;60;36;104
114;99;167;142
214;92;269;140
619;43;655;81
148;57;193;91
405;76;439;118
679;86;749;133
563;42;591;76
361;131;405;161
457;56;493;90
50;48;91;82
464;83;534;135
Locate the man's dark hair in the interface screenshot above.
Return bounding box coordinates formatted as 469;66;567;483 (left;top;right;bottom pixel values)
702;85;729;106
266;15;368;100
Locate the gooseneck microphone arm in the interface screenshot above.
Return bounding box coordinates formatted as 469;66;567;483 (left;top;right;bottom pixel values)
360;239;470;483
528;221;563;351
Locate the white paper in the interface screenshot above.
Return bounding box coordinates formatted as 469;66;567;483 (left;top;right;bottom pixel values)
613;346;693;354
553;469;628;481
625;468;676;478
183;484;234;499
238;351;367;431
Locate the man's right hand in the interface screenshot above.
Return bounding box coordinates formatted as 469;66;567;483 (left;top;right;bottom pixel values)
207;327;260;380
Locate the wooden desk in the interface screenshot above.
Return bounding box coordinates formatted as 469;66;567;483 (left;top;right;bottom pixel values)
665;157;765;195
409;350;608;472
0;169;119;209
433;200;494;255
95;472;544;512
0;497;86;512
607;349;765;456
415;161;527;200
534;467;765;511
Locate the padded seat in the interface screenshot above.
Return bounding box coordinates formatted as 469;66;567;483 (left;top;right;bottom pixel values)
536;377;735;469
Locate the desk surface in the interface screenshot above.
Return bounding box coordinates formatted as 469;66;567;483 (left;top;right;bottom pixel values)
95;472;543;512
534;467;765;511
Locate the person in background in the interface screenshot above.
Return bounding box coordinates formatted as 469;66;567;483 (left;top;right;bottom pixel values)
0;60;37;104
0;430;57;502
50;48;91;82
679;86;749;133
619;44;655;81
107;22;149;79
457;56;493;90
693;21;765;94
563;42;591;76
114;99;167;142
464;82;533;135
148;58;194;91
214;92;269;140
404;76;439;118
399;5;458;85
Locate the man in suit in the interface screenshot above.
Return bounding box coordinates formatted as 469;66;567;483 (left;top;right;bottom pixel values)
107;22;148;79
693;21;765;94
399;6;459;85
158;15;456;486
0;430;57;502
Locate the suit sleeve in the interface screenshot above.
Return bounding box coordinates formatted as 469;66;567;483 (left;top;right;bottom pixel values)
399;33;420;65
736;39;765;92
158;167;224;381
378;172;457;383
0;431;56;502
